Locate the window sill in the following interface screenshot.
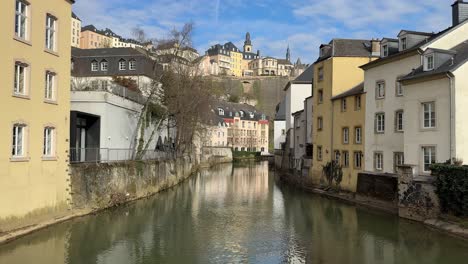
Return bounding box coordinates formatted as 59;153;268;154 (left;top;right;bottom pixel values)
44;49;59;57
12;94;31;100
10;157;30;162
42;156;57;161
420;127;437;132
13;36;32;46
375;131;385;134
44;100;58;105
395;130;404;133
355;142;362;145
376;97;385;100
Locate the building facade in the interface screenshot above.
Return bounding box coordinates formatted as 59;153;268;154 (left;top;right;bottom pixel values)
310;39;379;188
274;99;286;150
71;12;81;48
0;0;73;222
80;24;143;50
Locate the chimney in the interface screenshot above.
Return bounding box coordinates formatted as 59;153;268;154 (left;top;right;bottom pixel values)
453;0;468;26
371;38;381;56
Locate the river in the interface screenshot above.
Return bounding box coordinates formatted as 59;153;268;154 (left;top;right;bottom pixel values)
1;162;468;264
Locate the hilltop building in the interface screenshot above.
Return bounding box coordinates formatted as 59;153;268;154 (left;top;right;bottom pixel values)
80;25;144;49
71;12;81;48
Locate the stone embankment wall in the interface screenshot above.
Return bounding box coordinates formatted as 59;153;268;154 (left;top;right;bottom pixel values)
71;147;232;211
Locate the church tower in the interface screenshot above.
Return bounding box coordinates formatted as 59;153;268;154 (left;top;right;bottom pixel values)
244;32;252;53
286;45;291;62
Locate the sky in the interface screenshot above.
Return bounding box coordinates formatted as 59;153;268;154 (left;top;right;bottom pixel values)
73;0;455;64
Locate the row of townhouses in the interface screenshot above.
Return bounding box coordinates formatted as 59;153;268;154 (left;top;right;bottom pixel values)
202;32;308;77
276;0;468;192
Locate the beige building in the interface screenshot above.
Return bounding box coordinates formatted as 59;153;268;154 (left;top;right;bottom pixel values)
80;25;112;49
71;12;81;48
0;0;73;226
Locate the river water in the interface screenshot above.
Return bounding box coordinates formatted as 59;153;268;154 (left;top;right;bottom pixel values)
1;162;468;264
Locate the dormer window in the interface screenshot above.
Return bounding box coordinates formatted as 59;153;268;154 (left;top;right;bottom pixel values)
239;111;245;118
382;45;389;57
425;54;434;71
249;112;254;118
218;108;224;116
401;37;407;50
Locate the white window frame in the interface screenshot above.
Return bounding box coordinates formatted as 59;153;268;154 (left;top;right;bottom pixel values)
341;98;347;112
12;124;26;157
396;78;403;96
14;62;28;96
422;102;436;129
218;108;224;116
374;152;383;171
355;95;361;110
382;44;389;57
43;127;55;157
426;54;434;71
342;151;349;168
45;14;57;51
100;60;108;71
401;37;407;50
395;110;404;132
119;59;126;71
317;117;323;131
375;113;385;133
376;81;385;99
354;151;362;169
422;146;436;173
15;0;29;40
343;127;349;144
355;127;362;144
91;61;98;71
45;71;56;101
394;152;404;173
129;60;136;70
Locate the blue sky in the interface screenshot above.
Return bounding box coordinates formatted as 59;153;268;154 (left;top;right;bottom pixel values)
74;0;454;63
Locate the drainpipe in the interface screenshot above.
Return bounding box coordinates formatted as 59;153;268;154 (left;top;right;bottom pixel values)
446;72;455;163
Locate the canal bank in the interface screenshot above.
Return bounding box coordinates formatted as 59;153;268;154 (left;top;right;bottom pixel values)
1;162;468;264
275;169;468;240
0;147;233;245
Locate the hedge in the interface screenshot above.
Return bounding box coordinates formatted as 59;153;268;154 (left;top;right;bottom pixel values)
431;164;468;217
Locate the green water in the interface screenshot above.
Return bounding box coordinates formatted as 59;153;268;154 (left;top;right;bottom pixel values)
1;162;468;264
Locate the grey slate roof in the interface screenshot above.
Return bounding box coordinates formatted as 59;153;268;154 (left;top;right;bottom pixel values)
399;30;434;37
331;82;364;100
277;59;292;65
316;39;376;63
275;99;286;121
400;41;468;82
292;65;314;84
72;12;80;21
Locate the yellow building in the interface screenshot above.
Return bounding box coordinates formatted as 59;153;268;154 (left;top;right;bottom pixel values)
310;39;379;192
230;50;243;77
330;84;366;192
0;0;73;227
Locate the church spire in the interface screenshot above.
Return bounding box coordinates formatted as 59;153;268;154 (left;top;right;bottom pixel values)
286;45;291;62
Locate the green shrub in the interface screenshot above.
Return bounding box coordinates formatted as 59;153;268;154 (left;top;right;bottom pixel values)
431;164;468;217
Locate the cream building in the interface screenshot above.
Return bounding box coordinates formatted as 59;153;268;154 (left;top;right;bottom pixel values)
362;1;468;175
0;0;73;226
71;12;81;48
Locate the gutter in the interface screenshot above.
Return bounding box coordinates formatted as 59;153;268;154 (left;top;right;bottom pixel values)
447;73;456;163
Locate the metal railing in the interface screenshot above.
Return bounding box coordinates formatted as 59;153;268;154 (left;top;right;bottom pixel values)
71;83;147;105
70;148;174;163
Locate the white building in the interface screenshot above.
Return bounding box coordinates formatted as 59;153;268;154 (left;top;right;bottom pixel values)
284;65;314;150
274;99;286;150
362;1;468;174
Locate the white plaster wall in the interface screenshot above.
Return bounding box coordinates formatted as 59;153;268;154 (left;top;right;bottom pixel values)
274;120;286;150
403;78;451;175
294;112;306;160
454;63;468;163
305;97;313;144
71;91;164;151
286;83;312;148
422;21;468;51
364;55;421;172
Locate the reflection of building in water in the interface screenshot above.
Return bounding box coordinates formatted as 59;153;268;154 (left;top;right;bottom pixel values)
230;162;269;201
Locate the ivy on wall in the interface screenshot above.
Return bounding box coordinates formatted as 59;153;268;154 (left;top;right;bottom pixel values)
431;164;468;217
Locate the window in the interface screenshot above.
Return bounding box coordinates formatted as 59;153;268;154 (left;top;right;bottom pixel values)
218;108;224;115
342;151;349;168
395;110;404;132
45;71;56;101
129;59;136;70
376;81;385;99
281;129;285;135
395;78;403;96
422;146;436;172
91;60;98;71
318;67;324;81
374;152;383;171
318;89;323;104
355;127;362;144
119;59;126;70
12;124;26;157
317;146;323;161
100;60;108;71
341;98;347;112
240;111;245;118
343;127;349;144
422;102;436;128
394;152;404;173
401;37;407;50
355;95;361;110
426;55;434;71
382;44;388;57
354;152;362;169
375;113;385;133
15;0;29;40
334;150;341;164
14;62;28;95
43;127;55;157
45;15;57;51
317;117;323;131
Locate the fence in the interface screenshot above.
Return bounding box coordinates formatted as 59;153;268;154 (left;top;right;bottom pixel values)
70;148;174;163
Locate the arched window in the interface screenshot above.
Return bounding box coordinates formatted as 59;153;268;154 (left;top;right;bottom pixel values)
119;59;126;71
239;111;245;118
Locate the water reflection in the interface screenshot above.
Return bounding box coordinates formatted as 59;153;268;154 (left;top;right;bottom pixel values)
0;162;468;264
